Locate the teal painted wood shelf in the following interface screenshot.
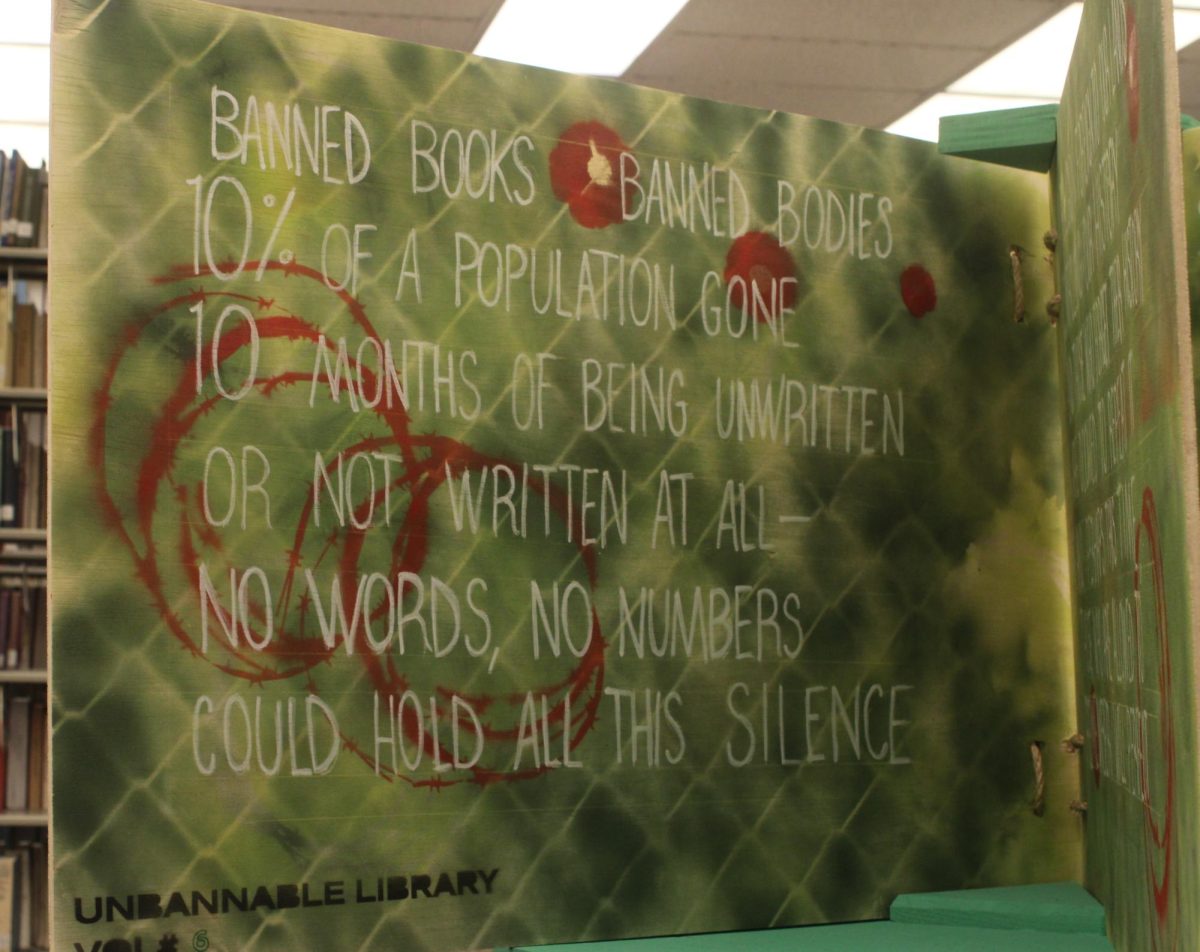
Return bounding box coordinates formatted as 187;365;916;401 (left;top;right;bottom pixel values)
508;883;1114;951
508;921;1114;952
890;881;1106;935
938;103;1059;172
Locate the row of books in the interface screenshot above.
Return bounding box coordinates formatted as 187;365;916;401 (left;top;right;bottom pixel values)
0;586;45;674
0;281;47;390
0;409;46;532
0;148;47;952
0;688;45;819
0;828;47;951
0;152;48;250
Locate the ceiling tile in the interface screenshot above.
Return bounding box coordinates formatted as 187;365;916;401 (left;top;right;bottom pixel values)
631;74;920;128
220;1;502;49
668;0;1071;48
199;0;1200;135
630;34;986;93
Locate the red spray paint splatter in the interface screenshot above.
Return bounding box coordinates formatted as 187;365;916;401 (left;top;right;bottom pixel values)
723;231;798;324
548;121;632;228
1133;487;1176;947
899;264;936;318
1126;2;1140;144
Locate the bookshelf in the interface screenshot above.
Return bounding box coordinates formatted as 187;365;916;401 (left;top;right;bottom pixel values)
0;673;44;686
0;244;47;952
0;815;44;829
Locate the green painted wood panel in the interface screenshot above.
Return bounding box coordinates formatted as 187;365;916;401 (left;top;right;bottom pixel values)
51;0;1083;949
1052;0;1200;949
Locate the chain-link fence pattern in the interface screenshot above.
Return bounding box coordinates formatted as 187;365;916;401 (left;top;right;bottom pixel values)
52;1;1081;949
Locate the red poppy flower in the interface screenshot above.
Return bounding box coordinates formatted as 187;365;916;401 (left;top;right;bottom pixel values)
723;232;798;323
899;264;936;318
1125;2;1139;143
549;121;631;229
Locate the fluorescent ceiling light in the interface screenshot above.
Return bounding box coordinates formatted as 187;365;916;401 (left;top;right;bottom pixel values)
886;92;1058;142
3;0;51;45
0;124;48;168
951;4;1083;99
888;3;1200;142
0;0;51;166
0;46;50;124
1175;8;1200;47
475;0;689;76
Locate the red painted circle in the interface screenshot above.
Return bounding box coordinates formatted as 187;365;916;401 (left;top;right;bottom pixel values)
1132;487;1175;946
91;260;607;787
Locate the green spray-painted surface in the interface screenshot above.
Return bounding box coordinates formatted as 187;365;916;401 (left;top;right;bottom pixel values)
1053;0;1200;949
52;0;1080;949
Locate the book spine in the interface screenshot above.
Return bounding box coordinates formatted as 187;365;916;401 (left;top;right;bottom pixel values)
11;590;26;673
11;306;31;391
0;685;8;814
0;155;23;250
0;427;16;529
31;310;45;391
0;157;7;247
27;835;44;950
34;167;48;250
14;169;34;249
0;153;12;247
34;411;45;530
8;592;20;673
15;837;28;952
0;853;16;952
4;693;30;813
0;283;10;393
25;697;42;814
0;592;10;674
30;588;45;671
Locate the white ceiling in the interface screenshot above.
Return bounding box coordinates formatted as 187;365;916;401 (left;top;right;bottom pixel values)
217;0;1200;131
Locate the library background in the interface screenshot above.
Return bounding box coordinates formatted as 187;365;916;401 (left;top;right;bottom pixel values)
11;0;1200;945
2;6;52;949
